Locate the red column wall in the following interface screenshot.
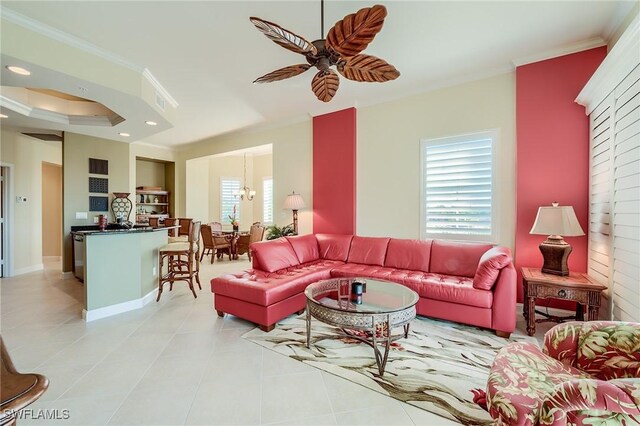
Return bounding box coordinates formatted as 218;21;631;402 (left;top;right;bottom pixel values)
515;47;607;306
313;108;357;234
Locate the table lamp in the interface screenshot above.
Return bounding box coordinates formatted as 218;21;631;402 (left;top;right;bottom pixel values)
283;192;305;235
530;202;584;276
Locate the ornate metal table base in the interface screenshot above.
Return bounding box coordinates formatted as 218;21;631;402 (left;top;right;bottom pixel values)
305;299;415;376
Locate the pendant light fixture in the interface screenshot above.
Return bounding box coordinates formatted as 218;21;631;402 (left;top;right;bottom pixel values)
233;153;256;201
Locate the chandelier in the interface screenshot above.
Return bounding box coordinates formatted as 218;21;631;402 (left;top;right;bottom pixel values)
233;153;256;201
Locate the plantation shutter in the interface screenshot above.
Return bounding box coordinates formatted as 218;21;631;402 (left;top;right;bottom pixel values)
588;96;613;290
423;135;493;239
220;178;241;224
611;64;640;322
263;178;273;223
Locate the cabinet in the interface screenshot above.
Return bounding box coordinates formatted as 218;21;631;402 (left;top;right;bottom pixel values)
136;189;170;224
576;16;640;322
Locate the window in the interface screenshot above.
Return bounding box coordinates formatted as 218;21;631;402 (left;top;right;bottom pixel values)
421;130;497;242
220;178;241;224
263;177;273;224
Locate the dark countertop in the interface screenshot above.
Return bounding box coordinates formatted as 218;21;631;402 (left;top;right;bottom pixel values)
72;226;177;236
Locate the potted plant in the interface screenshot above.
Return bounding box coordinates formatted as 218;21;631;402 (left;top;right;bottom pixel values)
228;205;239;231
265;224;296;240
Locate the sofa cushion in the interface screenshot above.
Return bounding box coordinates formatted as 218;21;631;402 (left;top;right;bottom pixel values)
430;240;493;278
473;246;512;290
408;274;493;308
286;234;320;264
212;259;341;306
250;238;300;273
316;234;353;261
329;265;492;309
384;238;433;272
347;236;390;266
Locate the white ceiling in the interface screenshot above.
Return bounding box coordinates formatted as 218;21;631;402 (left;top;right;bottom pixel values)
0;1;635;148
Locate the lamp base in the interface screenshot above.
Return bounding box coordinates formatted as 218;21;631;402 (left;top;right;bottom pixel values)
539;236;572;276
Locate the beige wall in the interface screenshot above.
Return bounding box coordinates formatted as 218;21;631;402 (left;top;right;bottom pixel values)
136;160;165;188
0;130;62;275
42;162;62;257
185;157;210;223
357;72;516;247
252;154;273;224
177;120;312;235
63;132;131;272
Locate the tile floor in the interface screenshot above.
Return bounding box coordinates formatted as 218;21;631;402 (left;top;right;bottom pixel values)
1;257;554;426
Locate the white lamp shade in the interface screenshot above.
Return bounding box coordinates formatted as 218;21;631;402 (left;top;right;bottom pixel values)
530;204;585;237
283;193;305;210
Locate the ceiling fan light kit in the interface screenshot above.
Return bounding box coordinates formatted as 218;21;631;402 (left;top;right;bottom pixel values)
250;2;400;102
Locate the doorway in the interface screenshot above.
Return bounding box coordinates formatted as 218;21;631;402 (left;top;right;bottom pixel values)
42;162;62;259
0;165;11;277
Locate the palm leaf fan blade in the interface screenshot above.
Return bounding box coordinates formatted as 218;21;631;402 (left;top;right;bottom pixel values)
253;64;311;84
326;5;387;58
249;17;318;55
311;70;340;102
338;54;400;82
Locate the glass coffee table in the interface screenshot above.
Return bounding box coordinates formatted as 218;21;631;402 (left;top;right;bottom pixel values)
305;277;418;376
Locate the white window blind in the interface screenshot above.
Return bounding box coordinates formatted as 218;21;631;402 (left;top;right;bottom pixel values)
263;177;273;224
421;131;495;241
220;178;241;224
611;64;640;322
588;96;613;291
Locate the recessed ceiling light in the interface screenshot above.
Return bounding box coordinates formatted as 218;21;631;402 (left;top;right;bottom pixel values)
119;132;130;137
145;121;157;126
0;113;8;118
6;66;31;76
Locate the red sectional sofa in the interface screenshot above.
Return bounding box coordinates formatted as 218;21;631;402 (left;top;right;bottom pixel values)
211;234;516;336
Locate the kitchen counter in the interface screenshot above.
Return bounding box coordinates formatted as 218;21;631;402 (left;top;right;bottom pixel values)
75;227;172;321
74;226;176;236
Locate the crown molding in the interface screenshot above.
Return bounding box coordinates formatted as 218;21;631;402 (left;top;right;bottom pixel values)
576;15;640;114
1;95;68;124
1;6;142;72
1;6;178;109
512;37;606;67
142;69;179;109
131;141;176;152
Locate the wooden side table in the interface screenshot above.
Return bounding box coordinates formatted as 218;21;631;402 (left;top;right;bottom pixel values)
521;267;606;336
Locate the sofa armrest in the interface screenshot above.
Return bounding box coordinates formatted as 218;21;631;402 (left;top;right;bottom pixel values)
540;379;640;424
490;263;516;334
543;322;581;367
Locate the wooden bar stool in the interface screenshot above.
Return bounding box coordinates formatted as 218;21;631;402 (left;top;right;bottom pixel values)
0;337;49;425
157;221;201;301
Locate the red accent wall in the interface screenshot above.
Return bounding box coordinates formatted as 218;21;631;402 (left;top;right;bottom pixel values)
515;47;607;306
313;108;357;234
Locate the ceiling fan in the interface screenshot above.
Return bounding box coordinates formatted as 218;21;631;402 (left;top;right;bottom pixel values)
250;1;400;102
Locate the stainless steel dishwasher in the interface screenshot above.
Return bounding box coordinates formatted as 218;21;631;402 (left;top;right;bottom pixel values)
73;232;85;281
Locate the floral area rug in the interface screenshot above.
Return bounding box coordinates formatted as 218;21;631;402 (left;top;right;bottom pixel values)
243;316;536;425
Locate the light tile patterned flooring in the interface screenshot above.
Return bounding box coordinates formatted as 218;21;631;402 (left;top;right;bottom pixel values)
1;257;552;426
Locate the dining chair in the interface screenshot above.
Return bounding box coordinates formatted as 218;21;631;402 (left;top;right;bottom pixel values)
177;218;192;236
0;337;49;425
200;224;231;263
157;221;201;301
148;217;159;227
235;224;265;261
163;218;178;237
209;221;223;235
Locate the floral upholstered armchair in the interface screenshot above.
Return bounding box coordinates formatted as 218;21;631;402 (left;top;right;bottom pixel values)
486;321;640;425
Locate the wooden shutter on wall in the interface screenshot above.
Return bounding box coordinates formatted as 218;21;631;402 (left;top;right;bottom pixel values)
577;17;639;322
588;97;613;291
611;64;640;322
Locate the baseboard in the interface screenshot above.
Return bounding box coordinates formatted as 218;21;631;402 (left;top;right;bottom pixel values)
62;271;75;279
82;288;157;322
12;263;44;276
42;256;62;261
